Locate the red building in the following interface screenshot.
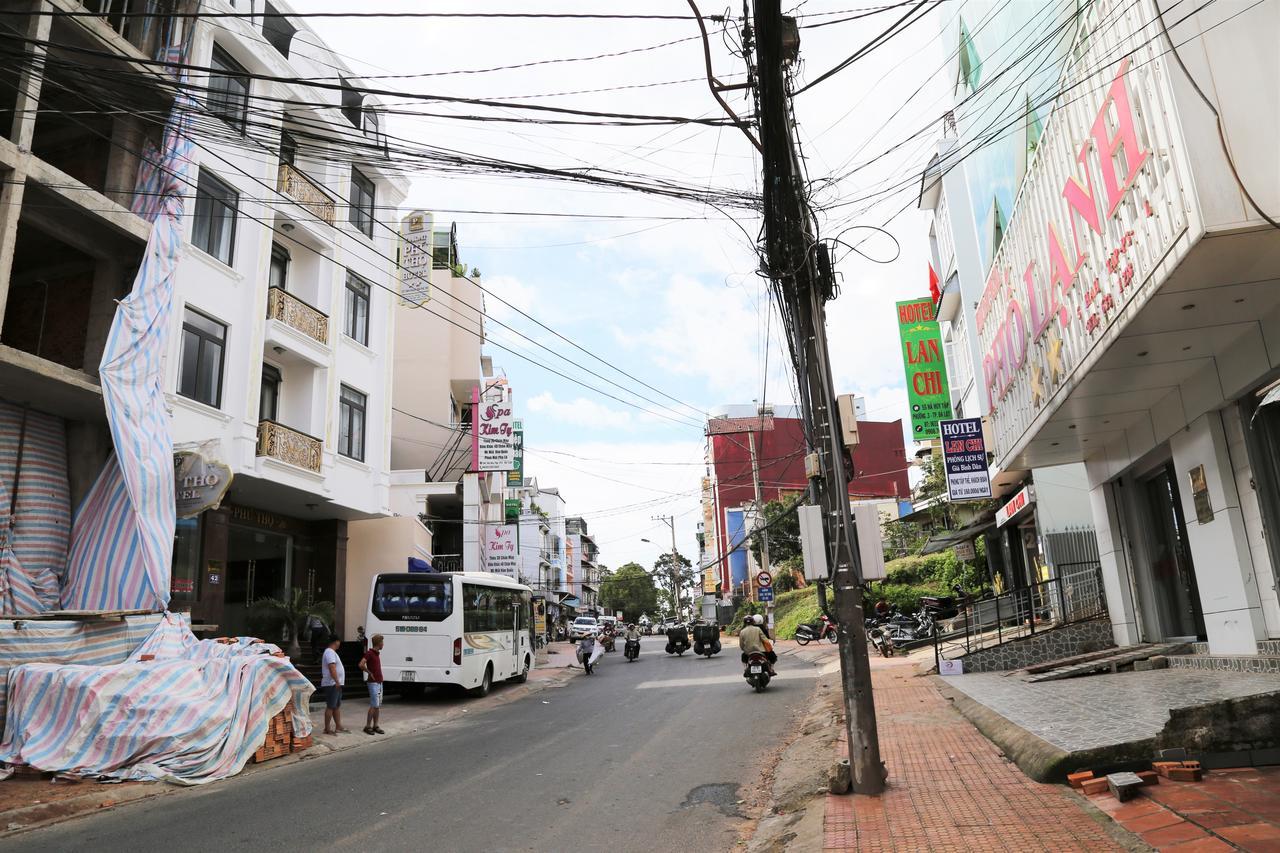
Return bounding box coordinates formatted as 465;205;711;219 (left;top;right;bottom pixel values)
705;411;909;592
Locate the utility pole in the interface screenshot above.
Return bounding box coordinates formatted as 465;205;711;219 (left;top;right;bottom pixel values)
653;514;681;620
749;0;885;793
748;425;771;627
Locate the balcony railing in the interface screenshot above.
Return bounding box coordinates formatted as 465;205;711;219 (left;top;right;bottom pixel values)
256;420;323;473
276;162;335;225
266;286;329;346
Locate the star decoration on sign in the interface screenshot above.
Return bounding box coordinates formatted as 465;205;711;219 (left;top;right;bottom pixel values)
1046;333;1064;385
1030;364;1045;408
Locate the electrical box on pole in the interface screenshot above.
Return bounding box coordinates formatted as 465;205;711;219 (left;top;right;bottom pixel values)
837;393;860;450
798;504;828;581
851;504;886;581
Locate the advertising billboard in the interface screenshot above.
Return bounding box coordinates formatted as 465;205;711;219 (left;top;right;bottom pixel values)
896;298;953;439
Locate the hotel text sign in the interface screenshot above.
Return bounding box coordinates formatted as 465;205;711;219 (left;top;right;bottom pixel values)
975;2;1190;463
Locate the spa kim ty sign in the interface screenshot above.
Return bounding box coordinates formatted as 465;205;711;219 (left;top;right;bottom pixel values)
472;385;516;472
896;298;953;440
975;10;1190;463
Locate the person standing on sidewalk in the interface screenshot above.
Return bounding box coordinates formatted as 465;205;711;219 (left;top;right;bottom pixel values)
321;635;349;735
360;634;385;735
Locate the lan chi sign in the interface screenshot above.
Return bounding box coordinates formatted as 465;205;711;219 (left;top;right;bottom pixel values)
976;44;1189;458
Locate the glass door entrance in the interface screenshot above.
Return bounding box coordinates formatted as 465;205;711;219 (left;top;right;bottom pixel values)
223;524;292;640
1142;464;1206;641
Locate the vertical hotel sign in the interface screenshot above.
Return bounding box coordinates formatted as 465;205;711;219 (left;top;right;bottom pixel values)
398;210;432;305
507;420;524;487
472;385;516;472
896;298;952;439
939;417;992;501
975;0;1191;463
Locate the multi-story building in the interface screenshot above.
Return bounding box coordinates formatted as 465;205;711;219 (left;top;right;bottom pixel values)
927;0;1280;658
565;516;601;615
703;404;911;596
915;1;1098;595
0;1;407;637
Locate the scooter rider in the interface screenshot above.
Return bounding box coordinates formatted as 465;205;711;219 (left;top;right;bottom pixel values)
624;623;642;642
739;615;777;676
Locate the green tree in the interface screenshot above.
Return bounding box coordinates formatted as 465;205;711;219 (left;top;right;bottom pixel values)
653;551;696;618
600;562;658;622
748;499;801;567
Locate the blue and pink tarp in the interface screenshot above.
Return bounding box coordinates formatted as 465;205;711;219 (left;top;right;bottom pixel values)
0;615;313;785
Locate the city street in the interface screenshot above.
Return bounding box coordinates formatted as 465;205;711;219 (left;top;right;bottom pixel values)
0;638;820;853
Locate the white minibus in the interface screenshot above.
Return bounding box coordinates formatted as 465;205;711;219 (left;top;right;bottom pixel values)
364;571;534;698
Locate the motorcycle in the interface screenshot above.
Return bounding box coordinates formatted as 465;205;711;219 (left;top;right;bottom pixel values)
624;637;641;662
692;623;722;657
665;625;690;656
599;630;616;653
744;651;772;692
795;615;838;645
867;626;894;657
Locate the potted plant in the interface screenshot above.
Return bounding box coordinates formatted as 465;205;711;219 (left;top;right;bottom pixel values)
249;587;336;659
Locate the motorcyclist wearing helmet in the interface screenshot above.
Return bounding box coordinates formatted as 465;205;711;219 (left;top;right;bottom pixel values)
624;623;642;642
739;615;777;676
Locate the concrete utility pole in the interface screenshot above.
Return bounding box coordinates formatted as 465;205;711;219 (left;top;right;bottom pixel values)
748;426;772;627
749;0;885;793
652;514;681;619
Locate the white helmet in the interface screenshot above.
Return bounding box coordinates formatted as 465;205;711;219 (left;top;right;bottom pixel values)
752;615;764;625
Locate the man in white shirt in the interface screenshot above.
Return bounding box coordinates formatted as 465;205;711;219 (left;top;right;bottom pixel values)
320;635;349;735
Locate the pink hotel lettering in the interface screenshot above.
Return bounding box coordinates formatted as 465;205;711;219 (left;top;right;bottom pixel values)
977;59;1150;405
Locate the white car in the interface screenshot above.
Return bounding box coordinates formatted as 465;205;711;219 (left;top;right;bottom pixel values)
569;616;598;641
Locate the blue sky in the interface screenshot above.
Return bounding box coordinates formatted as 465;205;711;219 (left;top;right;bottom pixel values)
300;1;950;569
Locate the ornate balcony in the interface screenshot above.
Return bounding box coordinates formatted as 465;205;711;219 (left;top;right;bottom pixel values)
266;286;328;346
276;162;335;225
256;420;323;473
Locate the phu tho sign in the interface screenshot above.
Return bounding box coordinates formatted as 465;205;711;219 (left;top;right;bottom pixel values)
976;0;1191;463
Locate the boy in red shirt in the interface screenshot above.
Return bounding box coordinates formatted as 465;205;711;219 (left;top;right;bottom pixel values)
359;634;385;735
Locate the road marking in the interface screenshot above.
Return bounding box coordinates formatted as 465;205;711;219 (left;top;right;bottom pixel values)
633;671;818;689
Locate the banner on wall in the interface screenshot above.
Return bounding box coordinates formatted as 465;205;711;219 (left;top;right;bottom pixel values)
483;524;518;578
896;298;953;440
939;417;992;501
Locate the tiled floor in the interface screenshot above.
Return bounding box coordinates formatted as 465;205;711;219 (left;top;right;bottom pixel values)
822;656;1122;851
1089;766;1280;851
941;668;1280;751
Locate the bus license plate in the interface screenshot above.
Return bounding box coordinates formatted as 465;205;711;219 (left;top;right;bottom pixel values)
750;665;762;673
401;671;416;682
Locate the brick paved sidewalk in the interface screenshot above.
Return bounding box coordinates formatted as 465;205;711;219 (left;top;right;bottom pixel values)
823;655;1125;852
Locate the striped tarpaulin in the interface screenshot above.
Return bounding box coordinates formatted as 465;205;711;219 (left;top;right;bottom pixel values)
0;614;164;739
60;90;196;613
0;403;70;615
0;615;315;785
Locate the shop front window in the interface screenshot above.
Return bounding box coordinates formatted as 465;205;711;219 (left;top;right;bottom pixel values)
172;515;202;604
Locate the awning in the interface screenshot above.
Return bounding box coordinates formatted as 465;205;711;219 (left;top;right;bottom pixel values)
920;515;997;555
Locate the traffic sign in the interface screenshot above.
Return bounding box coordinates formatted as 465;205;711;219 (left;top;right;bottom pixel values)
758;586;775;603
756;571;773;589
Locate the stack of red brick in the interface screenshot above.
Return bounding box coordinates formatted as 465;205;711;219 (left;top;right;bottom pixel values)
252;707;312;764
1069;760;1204;798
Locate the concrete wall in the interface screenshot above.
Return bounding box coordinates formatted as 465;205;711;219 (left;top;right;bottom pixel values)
955;618;1115;673
344;515;432;634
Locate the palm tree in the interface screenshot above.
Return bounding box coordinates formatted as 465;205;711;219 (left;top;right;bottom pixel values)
250;587;336;659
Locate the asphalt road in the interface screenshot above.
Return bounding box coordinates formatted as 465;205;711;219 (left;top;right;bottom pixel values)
1;637;819;853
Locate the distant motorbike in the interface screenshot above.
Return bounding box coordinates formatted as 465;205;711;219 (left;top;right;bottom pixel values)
624;637;641;662
795;615;837;645
599;630;616;653
692;623;722;657
665;625;690;656
867;626;894;657
744;651;772;692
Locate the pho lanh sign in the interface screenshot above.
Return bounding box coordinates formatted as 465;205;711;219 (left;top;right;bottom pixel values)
975;1;1191;463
